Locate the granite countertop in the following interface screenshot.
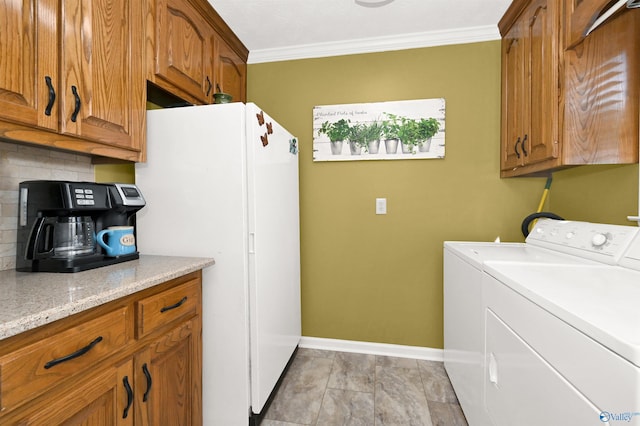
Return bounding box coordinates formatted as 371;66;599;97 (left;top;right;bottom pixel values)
0;255;215;341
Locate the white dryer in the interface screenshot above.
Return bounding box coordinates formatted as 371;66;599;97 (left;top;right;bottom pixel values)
482;225;640;425
444;219;639;426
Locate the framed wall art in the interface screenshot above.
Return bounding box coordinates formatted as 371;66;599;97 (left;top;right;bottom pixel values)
313;98;445;162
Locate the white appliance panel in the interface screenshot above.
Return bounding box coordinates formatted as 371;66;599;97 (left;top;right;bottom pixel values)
483;270;640;416
245;103;301;413
484;262;640;368
485;309;605;426
443;240;599;426
135;103;300;425
443;248;488;426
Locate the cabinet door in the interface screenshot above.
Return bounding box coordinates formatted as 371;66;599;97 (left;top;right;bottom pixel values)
501;20;526;171
60;0;143;150
3;360;134;426
153;0;214;103
0;0;58;131
563;9;639;164
524;0;559;165
135;319;202;426
213;33;247;103
565;0;613;47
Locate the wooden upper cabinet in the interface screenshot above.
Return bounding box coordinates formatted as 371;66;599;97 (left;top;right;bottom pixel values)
525;0;559;166
563;9;639;164
149;0;215;104
0;0;145;161
499;0;561;176
147;0;248;106
0;0;58;131
60;0;144;150
213;33;247;103
499;0;637;177
501;21;526;171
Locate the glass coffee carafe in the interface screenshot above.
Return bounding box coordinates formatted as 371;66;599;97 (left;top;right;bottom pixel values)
52;216;96;258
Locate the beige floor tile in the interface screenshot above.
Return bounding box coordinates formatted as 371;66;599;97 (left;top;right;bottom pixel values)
315;389;374;426
374;366;433;426
428;401;469;426
376;355;419;369
327;352;375;392
417;360;458;404
263;355;334;424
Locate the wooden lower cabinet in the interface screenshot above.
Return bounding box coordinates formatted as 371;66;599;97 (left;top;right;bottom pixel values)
3;360;134;426
0;271;202;426
135;319;201;425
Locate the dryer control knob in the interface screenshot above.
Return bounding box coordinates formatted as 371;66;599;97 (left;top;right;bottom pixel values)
592;233;608;247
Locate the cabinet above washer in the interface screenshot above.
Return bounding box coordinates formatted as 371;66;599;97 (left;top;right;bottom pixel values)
499;0;639;177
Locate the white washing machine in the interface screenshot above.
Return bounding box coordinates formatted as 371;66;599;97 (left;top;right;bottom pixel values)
444;219;640;426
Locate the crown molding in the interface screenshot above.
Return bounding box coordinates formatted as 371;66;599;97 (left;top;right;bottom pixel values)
247;25;500;64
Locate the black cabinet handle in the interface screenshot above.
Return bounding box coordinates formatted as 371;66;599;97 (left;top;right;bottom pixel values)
142;363;152;402
522;134;528;156
514;136;521;159
44;336;103;369
206;76;213;96
123;376;133;419
70;85;81;122
160;296;188;313
44;76;56;116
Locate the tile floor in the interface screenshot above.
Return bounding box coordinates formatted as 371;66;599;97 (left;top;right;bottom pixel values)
261;348;468;426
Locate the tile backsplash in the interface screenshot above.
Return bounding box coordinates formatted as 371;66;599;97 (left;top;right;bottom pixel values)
0;142;95;271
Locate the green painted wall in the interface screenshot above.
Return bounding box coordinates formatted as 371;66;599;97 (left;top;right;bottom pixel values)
549;165;638;225
248;41;549;349
95;163;135;184
95;39;638;350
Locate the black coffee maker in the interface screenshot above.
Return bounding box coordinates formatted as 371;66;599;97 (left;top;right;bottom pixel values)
16;180;146;272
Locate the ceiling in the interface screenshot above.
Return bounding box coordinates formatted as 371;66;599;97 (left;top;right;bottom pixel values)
207;0;512;63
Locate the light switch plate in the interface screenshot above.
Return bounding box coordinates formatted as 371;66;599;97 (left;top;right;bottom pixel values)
376;198;387;215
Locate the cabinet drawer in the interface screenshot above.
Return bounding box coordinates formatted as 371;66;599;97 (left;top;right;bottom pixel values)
0;307;128;413
136;278;200;338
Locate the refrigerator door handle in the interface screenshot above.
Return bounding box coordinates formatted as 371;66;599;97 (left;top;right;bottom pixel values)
249;232;256;254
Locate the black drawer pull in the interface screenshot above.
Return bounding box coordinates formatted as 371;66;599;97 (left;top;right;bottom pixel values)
514;136;521;159
70;85;81;122
43;336;103;369
522;134;528;156
142;362;152;402
44;76;56;116
123;376;133;419
160;296;188;313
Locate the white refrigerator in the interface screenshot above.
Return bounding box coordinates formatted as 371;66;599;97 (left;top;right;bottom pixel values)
135;103;301;425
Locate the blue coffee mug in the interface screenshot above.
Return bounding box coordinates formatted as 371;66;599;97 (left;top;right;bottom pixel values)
96;226;136;257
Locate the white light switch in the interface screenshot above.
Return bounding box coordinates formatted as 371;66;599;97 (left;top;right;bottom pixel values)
376;198;387;215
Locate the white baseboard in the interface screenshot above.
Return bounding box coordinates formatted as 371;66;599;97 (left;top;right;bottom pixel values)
299;336;443;362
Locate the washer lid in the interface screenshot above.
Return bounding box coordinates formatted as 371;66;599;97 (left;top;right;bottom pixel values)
484;262;640;368
444;241;594;270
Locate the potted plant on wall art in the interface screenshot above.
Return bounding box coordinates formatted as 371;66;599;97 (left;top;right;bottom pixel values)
382;114;401;154
416;117;440;152
396;115;420;154
319;119;351;155
364;121;383;154
351;121;383;154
